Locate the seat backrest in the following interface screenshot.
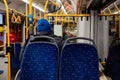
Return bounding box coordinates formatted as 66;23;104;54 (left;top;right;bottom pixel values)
20;36;59;80
60;37;99;80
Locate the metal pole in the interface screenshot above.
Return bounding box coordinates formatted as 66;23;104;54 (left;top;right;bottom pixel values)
50;0;60;7
103;11;106;14
44;0;48;18
55;11;59;24
26;4;28;39
114;4;120;38
28;0;34;35
108;8;112;14
39;11;42;19
34;8;36;35
114;4;120;12
3;0;11;80
46;14;90;17
119;15;120;38
34;8;36;18
29;0;33;14
9;8;26;16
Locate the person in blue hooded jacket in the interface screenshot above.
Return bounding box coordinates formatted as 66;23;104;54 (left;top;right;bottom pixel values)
37;18;62;45
19;18;62;61
37;18;52;35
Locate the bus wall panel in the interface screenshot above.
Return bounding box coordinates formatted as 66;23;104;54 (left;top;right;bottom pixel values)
97;16;109;61
77;17;90;43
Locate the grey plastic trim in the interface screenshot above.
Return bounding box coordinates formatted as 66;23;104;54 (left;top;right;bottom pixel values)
64;37;96;47
29;36;57;45
14;69;20;80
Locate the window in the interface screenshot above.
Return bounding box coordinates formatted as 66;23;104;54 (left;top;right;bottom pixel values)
0;14;3;25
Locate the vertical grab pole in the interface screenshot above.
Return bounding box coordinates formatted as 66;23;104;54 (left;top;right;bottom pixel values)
114;4;120;38
44;0;48;19
3;0;11;80
34;8;36;18
119;18;120;38
34;8;36;35
28;0;33;35
26;4;28;39
39;11;42;19
55;11;59;24
29;0;33;15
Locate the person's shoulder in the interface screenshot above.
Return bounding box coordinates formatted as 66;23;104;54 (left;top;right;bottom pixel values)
49;34;62;41
52;35;61;39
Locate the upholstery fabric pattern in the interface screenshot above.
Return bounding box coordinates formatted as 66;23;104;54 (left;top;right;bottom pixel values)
20;43;58;80
60;44;99;80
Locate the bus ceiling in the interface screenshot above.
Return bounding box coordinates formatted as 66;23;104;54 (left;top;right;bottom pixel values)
87;0;117;12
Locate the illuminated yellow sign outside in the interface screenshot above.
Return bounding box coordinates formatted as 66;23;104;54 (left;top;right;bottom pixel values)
0;27;5;32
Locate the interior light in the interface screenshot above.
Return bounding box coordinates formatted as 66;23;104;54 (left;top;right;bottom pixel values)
21;0;67;14
21;0;44;12
113;11;120;14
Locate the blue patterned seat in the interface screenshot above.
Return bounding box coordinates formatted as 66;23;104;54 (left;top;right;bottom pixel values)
20;42;59;80
60;38;99;80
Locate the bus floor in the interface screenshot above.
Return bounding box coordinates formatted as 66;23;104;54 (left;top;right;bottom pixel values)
0;57;7;80
99;63;111;80
0;57;111;80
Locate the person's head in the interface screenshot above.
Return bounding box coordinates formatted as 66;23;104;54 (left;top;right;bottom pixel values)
37;18;52;34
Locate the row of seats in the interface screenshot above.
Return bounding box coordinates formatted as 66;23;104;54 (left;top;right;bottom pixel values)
14;36;99;80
